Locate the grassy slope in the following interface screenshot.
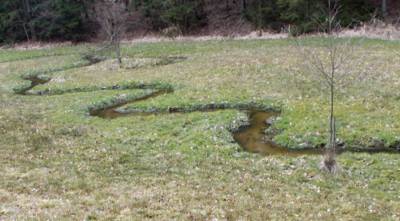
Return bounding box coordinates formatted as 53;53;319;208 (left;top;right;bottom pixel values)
0;39;399;220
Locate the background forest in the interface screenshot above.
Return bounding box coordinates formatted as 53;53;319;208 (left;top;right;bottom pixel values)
0;0;398;44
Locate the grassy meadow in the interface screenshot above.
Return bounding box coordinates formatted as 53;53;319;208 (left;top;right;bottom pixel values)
0;38;399;220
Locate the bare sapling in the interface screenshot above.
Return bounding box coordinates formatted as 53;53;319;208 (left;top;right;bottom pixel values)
94;0;128;68
290;0;372;174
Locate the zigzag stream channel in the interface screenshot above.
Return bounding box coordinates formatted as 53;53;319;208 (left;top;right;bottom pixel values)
15;57;399;156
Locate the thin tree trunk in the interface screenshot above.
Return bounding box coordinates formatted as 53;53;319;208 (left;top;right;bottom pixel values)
22;0;37;41
382;0;388;18
115;42;122;67
328;0;333;34
29;22;37;41
22;23;30;42
329;83;334;149
323;82;337;173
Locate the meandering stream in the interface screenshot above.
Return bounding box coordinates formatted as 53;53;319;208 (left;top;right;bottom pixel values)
16;59;399;156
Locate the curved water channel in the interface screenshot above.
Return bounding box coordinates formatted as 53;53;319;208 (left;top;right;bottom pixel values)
88;88;322;156
16;59;400;156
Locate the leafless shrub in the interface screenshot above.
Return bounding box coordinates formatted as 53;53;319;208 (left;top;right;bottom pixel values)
162;26;182;39
92;0;129;67
340;16;400;40
289;0;374;174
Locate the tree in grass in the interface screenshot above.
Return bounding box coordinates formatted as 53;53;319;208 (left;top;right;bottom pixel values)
93;0;129;67
290;0;371;173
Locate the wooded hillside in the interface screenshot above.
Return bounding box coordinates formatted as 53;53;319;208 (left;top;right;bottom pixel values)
0;0;397;43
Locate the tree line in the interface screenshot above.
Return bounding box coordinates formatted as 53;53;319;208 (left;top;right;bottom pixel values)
0;0;392;44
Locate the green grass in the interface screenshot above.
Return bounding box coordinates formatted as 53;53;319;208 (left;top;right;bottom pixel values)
0;44;90;63
0;38;399;220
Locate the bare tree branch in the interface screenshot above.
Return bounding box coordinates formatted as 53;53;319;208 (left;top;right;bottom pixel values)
289;0;375;174
92;0;129;67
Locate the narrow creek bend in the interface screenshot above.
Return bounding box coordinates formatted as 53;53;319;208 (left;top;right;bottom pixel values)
233;111;322;156
22;76;51;94
91;94;322;156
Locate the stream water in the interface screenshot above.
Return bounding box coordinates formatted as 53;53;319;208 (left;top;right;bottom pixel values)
232;111;322;156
